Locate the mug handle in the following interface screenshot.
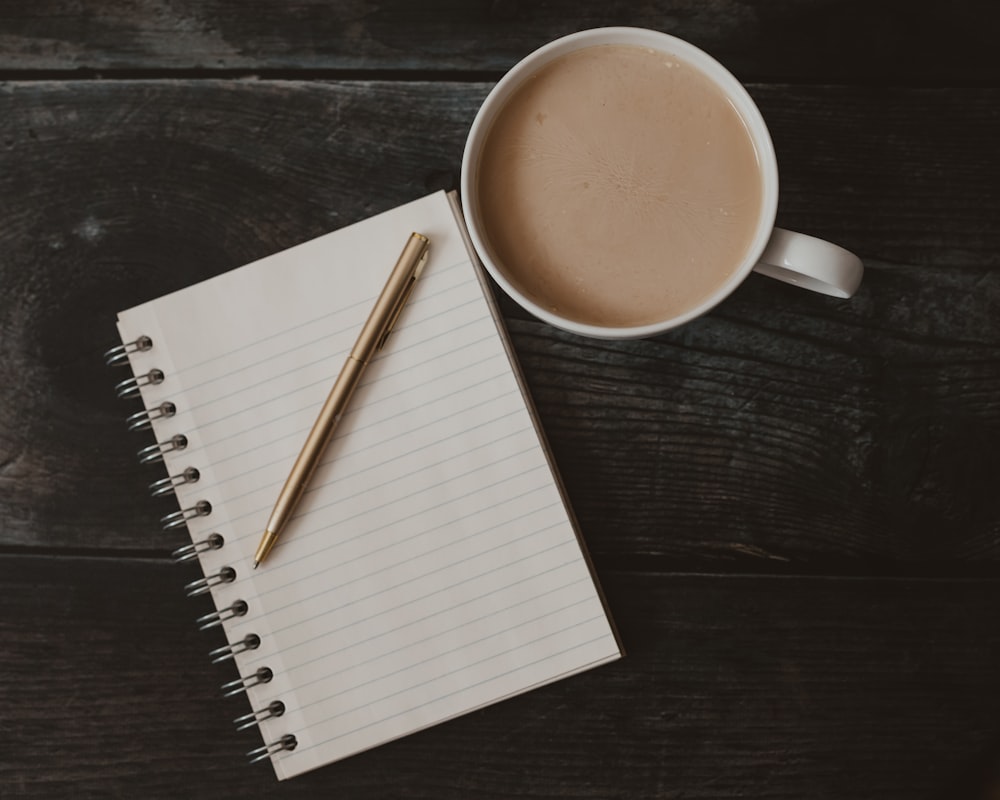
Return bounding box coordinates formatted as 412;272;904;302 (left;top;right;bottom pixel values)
752;227;864;298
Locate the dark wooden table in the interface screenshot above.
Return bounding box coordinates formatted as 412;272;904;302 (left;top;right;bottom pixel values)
2;2;999;798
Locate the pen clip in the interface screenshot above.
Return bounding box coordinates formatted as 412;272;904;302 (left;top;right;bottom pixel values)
377;246;429;351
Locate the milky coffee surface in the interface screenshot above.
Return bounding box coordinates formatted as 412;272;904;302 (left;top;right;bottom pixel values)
477;44;763;327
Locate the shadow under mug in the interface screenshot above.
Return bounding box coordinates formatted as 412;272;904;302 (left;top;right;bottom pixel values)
460;27;864;340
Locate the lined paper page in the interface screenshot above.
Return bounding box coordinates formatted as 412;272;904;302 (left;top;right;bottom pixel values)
117;191;621;779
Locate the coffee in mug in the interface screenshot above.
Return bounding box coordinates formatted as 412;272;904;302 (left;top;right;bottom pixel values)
461;28;864;339
477;43;763;328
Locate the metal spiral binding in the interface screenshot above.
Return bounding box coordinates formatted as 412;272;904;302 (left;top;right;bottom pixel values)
234;701;286;732
105;337;291;763
171;532;223;563
137;434;188;465
209;633;261;664
222;667;273;698
185;566;236;597
115;368;164;400
196;599;248;630
103;335;153;367
126;401;176;432
160;500;212;530
150;466;200;498
247;734;297;764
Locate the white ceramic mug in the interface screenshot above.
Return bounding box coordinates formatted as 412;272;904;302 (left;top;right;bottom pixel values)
461;27;864;339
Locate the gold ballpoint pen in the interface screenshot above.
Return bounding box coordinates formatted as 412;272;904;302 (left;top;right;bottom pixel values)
253;232;430;568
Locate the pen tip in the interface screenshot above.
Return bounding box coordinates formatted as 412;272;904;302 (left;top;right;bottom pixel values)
252;560;259;570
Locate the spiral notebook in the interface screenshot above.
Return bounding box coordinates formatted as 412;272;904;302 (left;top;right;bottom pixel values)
106;190;622;779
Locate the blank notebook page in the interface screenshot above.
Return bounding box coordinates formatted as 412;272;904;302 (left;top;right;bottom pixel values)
116;191;621;779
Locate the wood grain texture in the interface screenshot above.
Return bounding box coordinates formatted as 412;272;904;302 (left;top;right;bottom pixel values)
0;554;997;799
0;81;997;571
0;0;996;83
510;266;1000;570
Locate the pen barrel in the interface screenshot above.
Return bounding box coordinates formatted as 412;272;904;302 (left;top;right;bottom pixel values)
265;355;367;533
261;232;428;547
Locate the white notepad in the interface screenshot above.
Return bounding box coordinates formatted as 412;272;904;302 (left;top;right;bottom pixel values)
113;190;621;779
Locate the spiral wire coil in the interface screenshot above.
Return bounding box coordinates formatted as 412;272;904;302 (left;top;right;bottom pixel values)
109;332;293;765
247;735;297;764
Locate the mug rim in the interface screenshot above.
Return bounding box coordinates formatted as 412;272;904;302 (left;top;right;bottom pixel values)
460;26;780;339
